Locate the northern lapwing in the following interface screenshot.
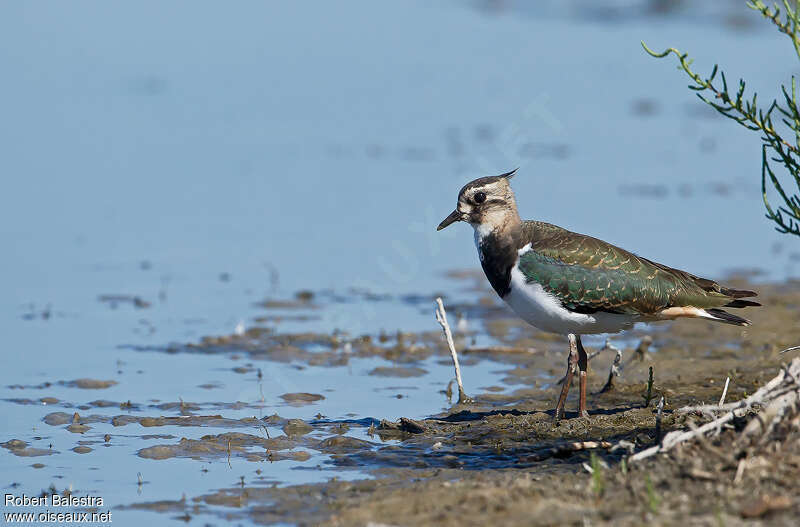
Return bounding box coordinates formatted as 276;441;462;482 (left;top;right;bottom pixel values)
437;169;760;420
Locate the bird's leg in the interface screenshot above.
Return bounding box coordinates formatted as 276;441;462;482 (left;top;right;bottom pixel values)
576;335;589;418
554;334;579;422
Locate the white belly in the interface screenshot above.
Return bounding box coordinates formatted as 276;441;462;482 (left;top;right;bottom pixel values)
504;265;636;335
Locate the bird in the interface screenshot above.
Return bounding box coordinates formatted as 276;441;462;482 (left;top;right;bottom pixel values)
437;169;760;421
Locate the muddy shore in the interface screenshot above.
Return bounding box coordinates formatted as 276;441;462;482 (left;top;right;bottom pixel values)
93;277;797;525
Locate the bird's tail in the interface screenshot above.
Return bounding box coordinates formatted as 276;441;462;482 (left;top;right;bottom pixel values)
719;287;761;309
704;308;751;326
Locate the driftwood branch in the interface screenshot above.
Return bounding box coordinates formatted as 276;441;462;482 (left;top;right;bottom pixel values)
628;358;800;463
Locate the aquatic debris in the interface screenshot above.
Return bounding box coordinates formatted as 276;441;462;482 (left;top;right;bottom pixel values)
1;439;55;457
137;433;301;462
21;303;53;321
66;422;90;434
256;292;318;310
282;419;313;437
280;393;325;405
43;412;72;426
8;379;118;390
65;379;118;390
379;417;428;434
316;435;373;453
40;411;265;430
97;294;151;309
368;366;427;378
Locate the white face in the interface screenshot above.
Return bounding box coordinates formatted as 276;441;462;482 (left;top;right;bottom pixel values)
437;171;519;232
456;179;514;226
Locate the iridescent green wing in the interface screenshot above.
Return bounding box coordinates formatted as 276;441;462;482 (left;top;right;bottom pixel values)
519;222;733;315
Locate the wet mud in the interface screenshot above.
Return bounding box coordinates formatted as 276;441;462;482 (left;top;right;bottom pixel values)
82;276;800;525
3;268;795;524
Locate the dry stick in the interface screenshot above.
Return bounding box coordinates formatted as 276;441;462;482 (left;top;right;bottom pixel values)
655;396;665;445
629;358;800;463
599;346;623;393
718;376;731;407
741;389;798;445
631;408;738;463
679;367;788;414
435;298;471;404
590;339;619;362
685;419;733;464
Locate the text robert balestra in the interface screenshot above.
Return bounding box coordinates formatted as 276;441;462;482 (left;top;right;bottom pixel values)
5;493;104;507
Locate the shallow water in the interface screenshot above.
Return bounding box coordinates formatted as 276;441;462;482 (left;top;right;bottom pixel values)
1;0;797;524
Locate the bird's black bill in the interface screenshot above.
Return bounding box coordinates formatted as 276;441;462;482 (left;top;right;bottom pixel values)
437;209;463;231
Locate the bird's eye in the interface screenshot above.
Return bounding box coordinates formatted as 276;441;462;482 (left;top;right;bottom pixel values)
474;191;486;204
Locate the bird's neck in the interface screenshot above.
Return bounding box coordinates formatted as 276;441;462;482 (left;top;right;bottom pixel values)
471;204;527;299
472;206;523;246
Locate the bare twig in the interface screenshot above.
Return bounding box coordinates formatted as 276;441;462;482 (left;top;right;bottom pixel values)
435;298;471;404
628;358;800;463
685;419;733;464
590;339;618;361
739;389;797;445
631;411;737;463
679;367;788;414
599;346;622;393
655;396;665;445
719;376;731;407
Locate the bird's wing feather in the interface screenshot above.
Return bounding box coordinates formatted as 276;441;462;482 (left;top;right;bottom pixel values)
518;222;750;315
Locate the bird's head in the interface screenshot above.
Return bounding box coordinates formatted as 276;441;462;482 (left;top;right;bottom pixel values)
437;169;519;232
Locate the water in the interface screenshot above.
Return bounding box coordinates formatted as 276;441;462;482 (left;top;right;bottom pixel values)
1;1;796;525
